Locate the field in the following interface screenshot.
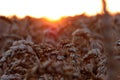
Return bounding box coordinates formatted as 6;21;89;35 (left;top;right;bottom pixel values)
0;13;120;80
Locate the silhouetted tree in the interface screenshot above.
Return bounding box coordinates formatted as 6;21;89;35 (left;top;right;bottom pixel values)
102;0;108;14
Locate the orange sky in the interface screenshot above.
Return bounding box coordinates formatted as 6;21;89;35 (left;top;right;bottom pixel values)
0;0;119;20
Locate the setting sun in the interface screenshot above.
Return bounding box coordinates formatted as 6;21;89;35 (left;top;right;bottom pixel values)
0;0;119;20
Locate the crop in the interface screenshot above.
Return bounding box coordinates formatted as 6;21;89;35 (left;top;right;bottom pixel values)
0;13;120;80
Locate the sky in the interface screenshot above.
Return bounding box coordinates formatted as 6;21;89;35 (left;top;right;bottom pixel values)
0;0;119;20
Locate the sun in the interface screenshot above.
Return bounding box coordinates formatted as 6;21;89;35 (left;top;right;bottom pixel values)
44;17;61;22
43;15;63;22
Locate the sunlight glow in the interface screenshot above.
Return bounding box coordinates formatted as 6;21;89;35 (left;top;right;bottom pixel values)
106;0;120;14
0;0;119;20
